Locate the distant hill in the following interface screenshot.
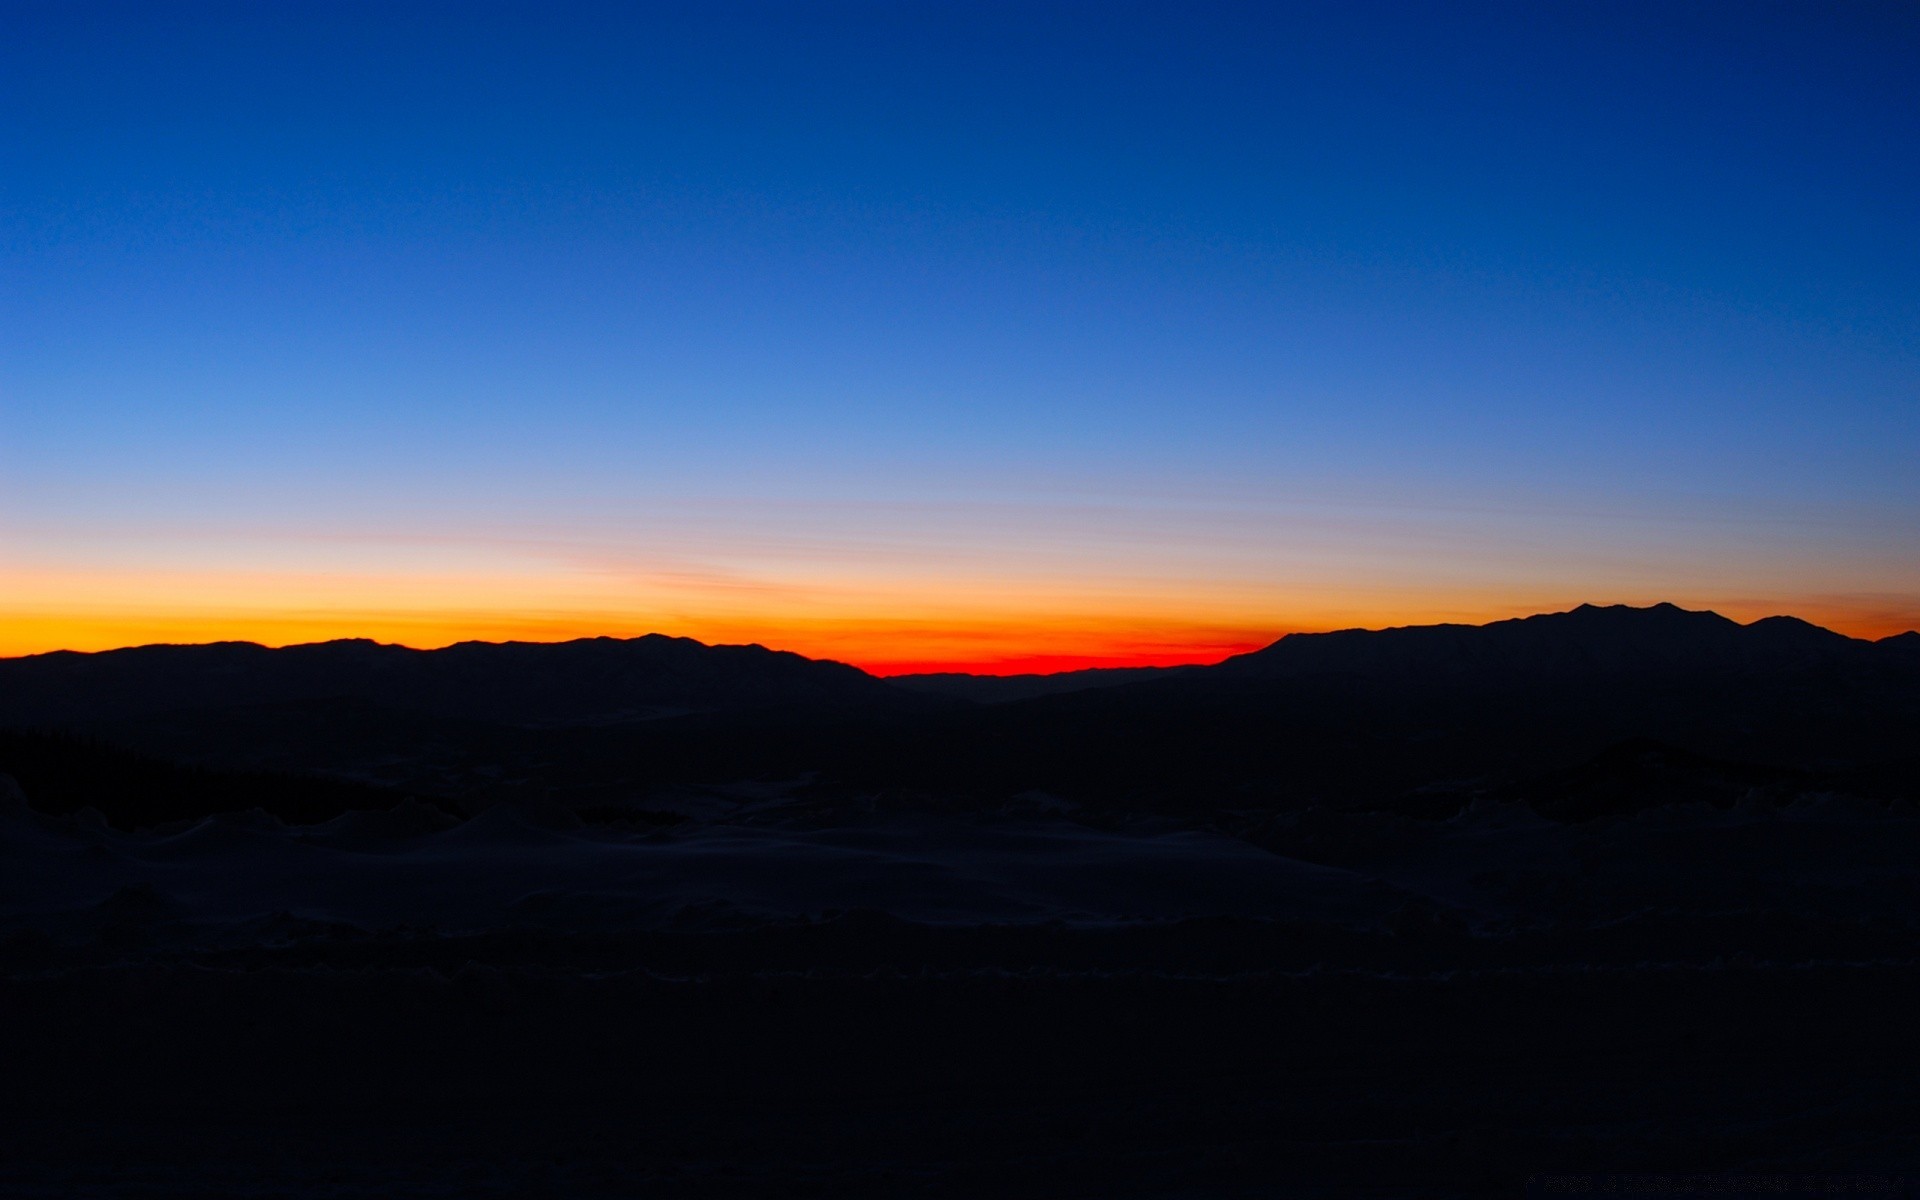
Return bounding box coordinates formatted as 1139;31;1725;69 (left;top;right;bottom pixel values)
0;634;900;730
1217;603;1882;682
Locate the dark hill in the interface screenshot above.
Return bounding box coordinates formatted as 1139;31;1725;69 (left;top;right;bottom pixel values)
1219;602;1877;683
0;633;900;730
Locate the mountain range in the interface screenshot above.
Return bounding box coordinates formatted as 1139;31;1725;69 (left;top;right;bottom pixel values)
2;602;1916;824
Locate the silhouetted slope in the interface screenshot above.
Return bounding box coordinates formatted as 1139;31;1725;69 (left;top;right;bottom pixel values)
0;633;901;730
1218;602;1879;682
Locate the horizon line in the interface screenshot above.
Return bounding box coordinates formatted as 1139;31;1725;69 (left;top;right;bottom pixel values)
6;601;1915;678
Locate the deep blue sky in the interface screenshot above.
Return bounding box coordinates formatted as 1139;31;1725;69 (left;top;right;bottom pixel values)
4;2;1917;666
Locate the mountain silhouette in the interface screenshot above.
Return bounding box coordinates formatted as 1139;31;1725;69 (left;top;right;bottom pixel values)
2;603;1915;819
0;633;902;730
1218;602;1879;682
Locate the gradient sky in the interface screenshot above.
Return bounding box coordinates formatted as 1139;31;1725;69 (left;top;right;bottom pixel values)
4;1;1917;672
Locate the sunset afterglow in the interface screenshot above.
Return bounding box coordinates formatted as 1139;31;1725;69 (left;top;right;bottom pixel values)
4;4;1916;669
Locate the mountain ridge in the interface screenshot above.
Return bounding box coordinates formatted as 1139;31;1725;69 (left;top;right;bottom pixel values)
3;602;1913;746
0;631;897;730
1;601;1916;821
1216;601;1893;682
11;601;1903;687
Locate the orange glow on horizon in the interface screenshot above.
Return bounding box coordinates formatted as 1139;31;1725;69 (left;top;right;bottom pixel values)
0;609;1280;675
2;601;1915;676
3;565;1914;674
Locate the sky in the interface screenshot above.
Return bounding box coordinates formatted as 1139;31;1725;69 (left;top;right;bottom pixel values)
3;1;1917;673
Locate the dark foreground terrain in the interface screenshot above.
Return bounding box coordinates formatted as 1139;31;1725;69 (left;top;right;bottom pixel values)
3;604;1919;1197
